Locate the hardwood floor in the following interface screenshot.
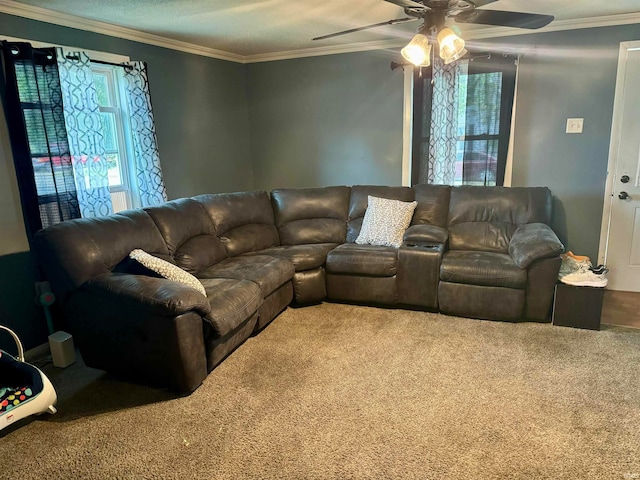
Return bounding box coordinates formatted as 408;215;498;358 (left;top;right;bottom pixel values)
601;290;640;329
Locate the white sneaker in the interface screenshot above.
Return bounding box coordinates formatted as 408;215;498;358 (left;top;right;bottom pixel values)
558;254;592;278
560;265;608;288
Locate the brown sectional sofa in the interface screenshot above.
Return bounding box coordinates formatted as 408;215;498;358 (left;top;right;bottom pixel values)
34;184;564;393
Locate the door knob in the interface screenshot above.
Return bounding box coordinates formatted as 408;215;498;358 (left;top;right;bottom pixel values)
621;175;630;183
618;191;630;200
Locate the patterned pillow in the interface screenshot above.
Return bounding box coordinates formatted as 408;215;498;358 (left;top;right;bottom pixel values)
129;249;207;296
356;196;418;248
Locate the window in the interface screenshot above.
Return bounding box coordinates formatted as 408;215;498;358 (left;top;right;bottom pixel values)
411;54;517;187
2;39;166;245
454;69;502;185
91;64;135;212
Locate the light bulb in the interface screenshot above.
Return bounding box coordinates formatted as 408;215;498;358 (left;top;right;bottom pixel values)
437;27;468;64
401;34;431;67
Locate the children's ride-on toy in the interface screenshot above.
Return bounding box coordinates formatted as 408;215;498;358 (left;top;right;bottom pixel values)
1;325;57;431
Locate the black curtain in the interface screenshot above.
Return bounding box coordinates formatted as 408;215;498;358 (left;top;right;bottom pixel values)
411;53;517;187
411;65;432;187
0;41;79;246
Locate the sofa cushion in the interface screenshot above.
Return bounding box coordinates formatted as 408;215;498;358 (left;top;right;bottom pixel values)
129;249;207;296
143;198;226;272
271;186;350;245
144;198;216;255
195;191;280;256
172;234;228;275
219;223;280;257
440;250;527;289
449;222;516;254
356;196;417;248
412;184;451;228
198;255;294;297
447;186;553;253
326;244;398;277
200;278;262;337
247;243;337;272
347;186;414;242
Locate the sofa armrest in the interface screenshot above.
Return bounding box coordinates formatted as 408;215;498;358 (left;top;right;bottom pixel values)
403;225;448;247
84;272;211;318
509;223;564;269
70;272;211;393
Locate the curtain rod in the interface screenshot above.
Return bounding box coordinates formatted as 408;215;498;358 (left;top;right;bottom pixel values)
91;59;133;70
1;40;54;59
65;54;133;70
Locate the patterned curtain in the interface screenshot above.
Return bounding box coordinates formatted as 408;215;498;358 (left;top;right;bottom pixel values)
0;42;80;243
427;57;466;185
56;49;113;218
122;61;167;207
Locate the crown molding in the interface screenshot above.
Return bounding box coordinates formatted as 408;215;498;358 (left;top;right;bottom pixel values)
244;39;405;64
0;0;245;63
0;0;639;64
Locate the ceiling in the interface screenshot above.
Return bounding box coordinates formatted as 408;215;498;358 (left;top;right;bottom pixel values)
4;0;640;62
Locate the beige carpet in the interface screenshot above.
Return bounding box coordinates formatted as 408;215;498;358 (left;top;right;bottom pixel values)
2;303;640;479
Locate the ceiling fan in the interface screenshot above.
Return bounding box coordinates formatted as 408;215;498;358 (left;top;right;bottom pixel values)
313;0;554;66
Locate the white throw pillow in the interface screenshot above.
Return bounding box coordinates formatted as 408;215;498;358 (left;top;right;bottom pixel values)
356;196;418;248
129;249;207;296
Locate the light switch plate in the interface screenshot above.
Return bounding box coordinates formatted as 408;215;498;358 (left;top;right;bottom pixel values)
566;118;584;134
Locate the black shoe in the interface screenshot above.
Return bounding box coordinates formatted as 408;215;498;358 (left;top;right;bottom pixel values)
590;264;609;275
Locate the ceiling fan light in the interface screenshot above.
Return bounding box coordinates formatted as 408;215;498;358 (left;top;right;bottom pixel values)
437;27;467;64
401;33;431;67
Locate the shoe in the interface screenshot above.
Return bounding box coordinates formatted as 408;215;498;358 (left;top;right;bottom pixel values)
567;251;591;263
558;254;591;278
590;264;609;275
560;265;608;287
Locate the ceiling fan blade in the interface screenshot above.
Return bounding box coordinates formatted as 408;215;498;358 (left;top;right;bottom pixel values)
312;17;418;41
383;0;426;9
467;0;497;7
455;9;554;29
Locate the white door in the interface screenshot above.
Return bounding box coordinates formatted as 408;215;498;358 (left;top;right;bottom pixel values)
602;42;640;292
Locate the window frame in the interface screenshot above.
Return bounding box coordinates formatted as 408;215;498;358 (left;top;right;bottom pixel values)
409;53;517;187
91;65;131;193
90;63;140;210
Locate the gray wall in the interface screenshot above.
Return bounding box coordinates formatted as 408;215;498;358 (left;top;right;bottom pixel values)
0;13;252;351
501;24;640;260
247;50;405;191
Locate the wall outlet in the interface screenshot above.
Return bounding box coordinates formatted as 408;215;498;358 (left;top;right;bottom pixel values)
566;118;584;134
